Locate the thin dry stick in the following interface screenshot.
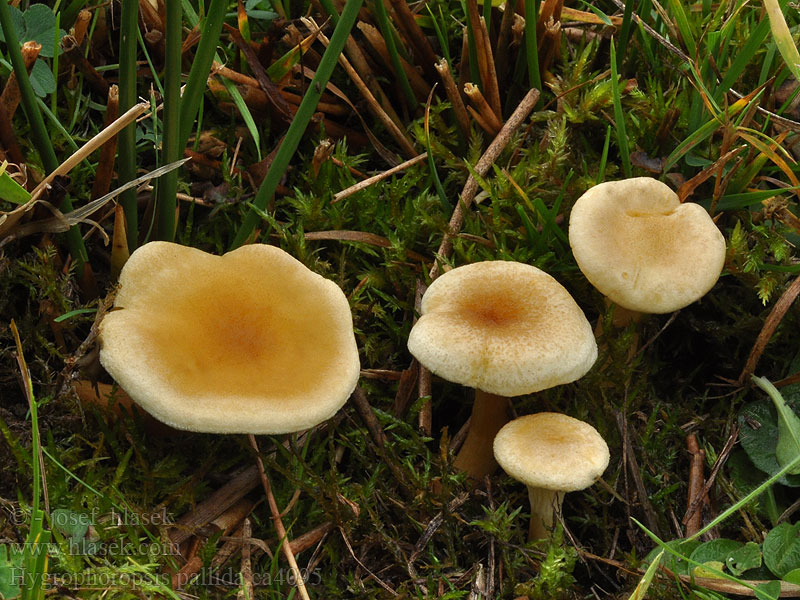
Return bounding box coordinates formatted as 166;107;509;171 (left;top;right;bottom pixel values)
30;102;150;202
684;433;705;537
495;0;517;89
302;17;418;159
738;274;800;384
434;59;471;139
237;518;254;600
385;0;439;82
333;153;427;202
248;434;311;600
429;87;540;279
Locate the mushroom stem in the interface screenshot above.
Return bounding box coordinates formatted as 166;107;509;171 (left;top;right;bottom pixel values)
452;389;510;479
527;486;565;541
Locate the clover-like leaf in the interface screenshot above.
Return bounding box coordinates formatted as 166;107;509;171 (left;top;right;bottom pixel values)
764;522;800;578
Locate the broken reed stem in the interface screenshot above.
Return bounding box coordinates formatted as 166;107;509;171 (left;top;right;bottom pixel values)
91;85;120;200
248;434;312;600
304;17;418;158
495;0;517;89
385;0;440;81
333;152;427;202
464;83;502;134
478;17;502;119
61;35;110;96
466;104;499;136
429;87;540;279
71;9;92;45
0;41;40;119
435;59;471;139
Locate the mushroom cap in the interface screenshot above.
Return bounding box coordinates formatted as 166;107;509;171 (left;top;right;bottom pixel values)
407;261;597;397
98;241;360;434
568;177;726;313
493;412;609;491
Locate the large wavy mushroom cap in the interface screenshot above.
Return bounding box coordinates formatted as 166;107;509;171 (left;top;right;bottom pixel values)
569;177;726;313
98;241;360;434
407;261;597;396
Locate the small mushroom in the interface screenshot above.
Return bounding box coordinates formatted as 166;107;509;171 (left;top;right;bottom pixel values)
407;261;597;479
493;412;609;540
98;241;360;434
569;177;726;315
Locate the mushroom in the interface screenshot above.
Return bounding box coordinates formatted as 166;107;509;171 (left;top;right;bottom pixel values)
98;241;360;434
493;412;609;540
568;177;726;316
407;261;597;479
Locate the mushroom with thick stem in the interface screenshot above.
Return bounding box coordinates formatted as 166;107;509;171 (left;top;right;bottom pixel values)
568;177;726;320
98;241;361;433
407;261;598;480
493;412;610;540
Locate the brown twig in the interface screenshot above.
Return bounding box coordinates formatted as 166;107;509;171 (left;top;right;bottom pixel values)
351;386;387;449
237;518;254;600
385;0;439;82
248;434;312;600
738;274;800;384
61;35;109;96
684;433;705;537
333;153;428;203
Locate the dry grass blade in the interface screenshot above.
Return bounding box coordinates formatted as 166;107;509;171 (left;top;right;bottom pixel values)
304;230;428;262
29;102;150;201
91;85;121;201
302;17;418;159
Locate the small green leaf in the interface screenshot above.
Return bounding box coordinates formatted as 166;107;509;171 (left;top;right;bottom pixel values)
753;376;800;474
739;399;800;486
0;544;22;599
0;169;30;205
784;567;800;584
23;4;60;57
755;579;781;600
764;522;800;578
693;560;726;578
28;59;55;97
727;541;762;576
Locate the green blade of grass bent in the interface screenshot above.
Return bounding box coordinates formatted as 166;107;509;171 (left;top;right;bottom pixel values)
231;0;366;249
764;0;800;82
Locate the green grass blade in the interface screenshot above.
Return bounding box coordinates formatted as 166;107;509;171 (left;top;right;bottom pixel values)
610;39;632;178
178;0;226;149
666;0;697;56
155;0;182;241
764;0;800;82
615;0;635;72
118;0;139;251
373;0;418;109
524;0;542;91
231;0;366;249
